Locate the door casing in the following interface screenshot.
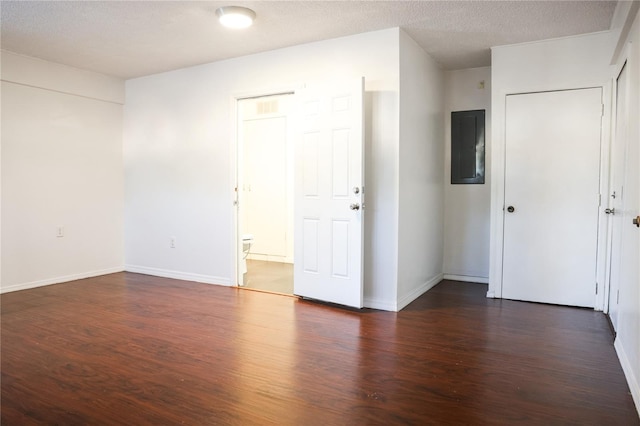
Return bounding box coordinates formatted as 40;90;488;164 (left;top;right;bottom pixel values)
231;87;296;287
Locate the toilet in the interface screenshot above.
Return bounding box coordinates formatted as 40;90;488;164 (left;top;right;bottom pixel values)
241;234;254;274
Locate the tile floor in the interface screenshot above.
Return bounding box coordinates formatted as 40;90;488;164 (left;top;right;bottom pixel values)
242;259;293;295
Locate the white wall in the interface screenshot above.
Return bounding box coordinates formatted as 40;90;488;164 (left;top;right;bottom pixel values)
443;67;491;282
124;28;401;309
610;4;640;415
1;51;125;292
396;30;445;310
489;32;614;301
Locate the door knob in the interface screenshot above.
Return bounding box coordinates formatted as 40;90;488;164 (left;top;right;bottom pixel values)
350;203;360;211
507;206;515;213
605;208;615;215
633;216;640;228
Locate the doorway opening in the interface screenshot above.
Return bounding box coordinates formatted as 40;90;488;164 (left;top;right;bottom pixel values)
236;93;295;295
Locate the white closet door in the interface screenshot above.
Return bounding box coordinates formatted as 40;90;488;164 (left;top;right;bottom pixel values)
502;88;602;307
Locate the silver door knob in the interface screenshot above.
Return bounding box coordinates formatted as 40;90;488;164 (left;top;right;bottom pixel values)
350;203;360;211
507;206;515;213
605;208;615;215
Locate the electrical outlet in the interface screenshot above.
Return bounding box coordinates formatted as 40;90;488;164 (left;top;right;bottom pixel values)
170;237;176;249
57;226;65;238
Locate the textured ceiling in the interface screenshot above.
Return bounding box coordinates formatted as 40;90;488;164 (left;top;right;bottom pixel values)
0;1;617;80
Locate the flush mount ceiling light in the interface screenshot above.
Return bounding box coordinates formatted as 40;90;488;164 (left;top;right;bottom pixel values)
215;6;256;29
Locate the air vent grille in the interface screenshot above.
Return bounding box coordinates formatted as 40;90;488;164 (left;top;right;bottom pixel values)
256;99;279;115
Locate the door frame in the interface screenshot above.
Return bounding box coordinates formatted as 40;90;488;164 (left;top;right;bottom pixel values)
603;49;631;316
488;83;612;310
230;86;298;287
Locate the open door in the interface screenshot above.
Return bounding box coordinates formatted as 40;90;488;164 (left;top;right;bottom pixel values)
293;78;364;308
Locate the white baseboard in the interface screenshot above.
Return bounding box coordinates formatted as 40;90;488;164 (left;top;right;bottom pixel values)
0;266;124;294
443;274;489;284
124;265;232;286
246;254;293;263
396;273;444;311
486;291;496;298
614;337;640;417
363;297;397;312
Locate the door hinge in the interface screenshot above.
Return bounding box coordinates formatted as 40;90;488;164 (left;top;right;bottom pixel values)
617;289;620;304
595;282;598;294
598;194;601;206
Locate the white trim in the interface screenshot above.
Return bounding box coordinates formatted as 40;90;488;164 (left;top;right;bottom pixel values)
246;254;293;263
488;89;508;299
614;338;640;417
495;84;610;100
604;47;633;318
397;273;444;311
363;296;397;312
231;86;300;289
124;265;231;286
602;74;617;315
230;93;241;287
486;291;496;298
443;274;489;284
595;81;613;312
0;267;124;294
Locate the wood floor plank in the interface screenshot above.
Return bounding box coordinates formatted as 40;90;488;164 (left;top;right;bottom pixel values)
1;273;638;425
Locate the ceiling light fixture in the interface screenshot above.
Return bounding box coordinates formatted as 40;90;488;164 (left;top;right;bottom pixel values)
215;6;256;29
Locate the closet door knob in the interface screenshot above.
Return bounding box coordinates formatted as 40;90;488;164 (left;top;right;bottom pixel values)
350;203;360;211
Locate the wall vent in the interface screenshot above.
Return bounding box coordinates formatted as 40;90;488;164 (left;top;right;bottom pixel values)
256;99;279;115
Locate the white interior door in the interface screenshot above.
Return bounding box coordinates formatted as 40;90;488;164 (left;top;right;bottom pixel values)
294;78;364;308
607;63;628;328
502;88;602;307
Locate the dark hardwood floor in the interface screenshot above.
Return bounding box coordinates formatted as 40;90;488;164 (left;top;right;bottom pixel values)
2;273;638;425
